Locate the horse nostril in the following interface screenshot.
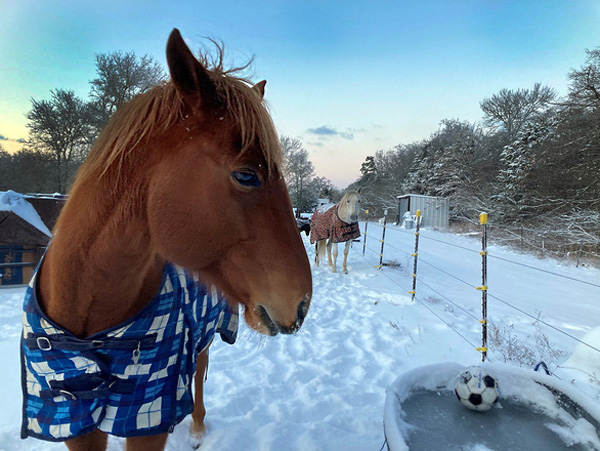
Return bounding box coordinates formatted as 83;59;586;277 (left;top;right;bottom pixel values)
297;298;309;325
256;305;280;336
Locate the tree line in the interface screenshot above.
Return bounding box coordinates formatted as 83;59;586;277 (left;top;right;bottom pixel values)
352;48;600;259
2;45;597;258
0;49;339;211
0;51;165;193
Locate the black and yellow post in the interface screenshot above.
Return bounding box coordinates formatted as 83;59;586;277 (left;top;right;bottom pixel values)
362;209;369;257
476;212;489;362
376;209;388;270
408;210;422;302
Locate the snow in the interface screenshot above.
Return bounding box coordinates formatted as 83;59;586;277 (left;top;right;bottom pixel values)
565;328;600;374
1;223;599;450
0;191;52;237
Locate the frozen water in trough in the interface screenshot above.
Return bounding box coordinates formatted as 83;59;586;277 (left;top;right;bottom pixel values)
400;390;592;450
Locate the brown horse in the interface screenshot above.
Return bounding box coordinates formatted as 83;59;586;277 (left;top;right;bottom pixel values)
23;29;312;451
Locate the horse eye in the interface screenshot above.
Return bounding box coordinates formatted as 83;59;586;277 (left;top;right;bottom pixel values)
232;170;261;187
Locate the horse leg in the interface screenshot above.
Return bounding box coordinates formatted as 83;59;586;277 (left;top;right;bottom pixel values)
65;429;108;451
125;433;169;451
330;241;338;273
342;240;351;273
190;346;210;447
314;242;320;266
326;240;333;268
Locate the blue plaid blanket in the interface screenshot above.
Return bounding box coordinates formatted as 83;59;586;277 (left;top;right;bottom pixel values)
21;262;238;441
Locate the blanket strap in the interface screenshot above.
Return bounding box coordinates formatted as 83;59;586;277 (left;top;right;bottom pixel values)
26;333;157;352
39;372;137;400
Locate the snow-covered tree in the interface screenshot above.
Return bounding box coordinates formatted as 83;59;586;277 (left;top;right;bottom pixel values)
480;83;556;141
494;116;556;222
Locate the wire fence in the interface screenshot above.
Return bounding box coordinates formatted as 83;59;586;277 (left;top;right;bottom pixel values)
452;217;600;268
358;210;600;370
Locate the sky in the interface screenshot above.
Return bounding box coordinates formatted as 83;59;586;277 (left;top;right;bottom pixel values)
1;1;599;188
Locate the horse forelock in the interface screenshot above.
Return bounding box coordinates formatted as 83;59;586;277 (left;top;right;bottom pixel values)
204;51;282;172
74;46;281;193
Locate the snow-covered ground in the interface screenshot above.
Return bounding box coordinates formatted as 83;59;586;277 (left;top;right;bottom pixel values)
1;223;599;450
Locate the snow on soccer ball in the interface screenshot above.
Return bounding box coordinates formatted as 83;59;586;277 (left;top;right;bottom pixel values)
454;366;500;412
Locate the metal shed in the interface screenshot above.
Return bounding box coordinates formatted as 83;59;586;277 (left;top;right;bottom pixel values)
396;194;449;229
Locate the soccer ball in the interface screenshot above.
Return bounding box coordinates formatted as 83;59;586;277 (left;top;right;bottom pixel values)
454;366;500;412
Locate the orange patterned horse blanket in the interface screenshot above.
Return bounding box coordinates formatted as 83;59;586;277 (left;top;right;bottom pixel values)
310;205;360;244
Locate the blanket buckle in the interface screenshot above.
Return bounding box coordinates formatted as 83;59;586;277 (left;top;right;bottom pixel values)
60;390;77;400
131;341;141;365
36;336;52;351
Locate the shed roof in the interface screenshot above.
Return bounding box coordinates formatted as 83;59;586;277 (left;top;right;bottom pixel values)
0;191;65;246
396;193;443;200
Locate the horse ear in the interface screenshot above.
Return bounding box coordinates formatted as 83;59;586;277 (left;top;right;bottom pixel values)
166;29;217;110
253;80;267;99
356;187;362;195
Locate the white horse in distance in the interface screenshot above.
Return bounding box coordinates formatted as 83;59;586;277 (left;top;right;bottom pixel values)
310;190;361;273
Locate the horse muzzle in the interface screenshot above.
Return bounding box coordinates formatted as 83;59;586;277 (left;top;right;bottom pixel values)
256;297;310;336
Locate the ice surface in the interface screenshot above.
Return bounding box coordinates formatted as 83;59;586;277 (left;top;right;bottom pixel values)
384;363;600;451
401;390;589;450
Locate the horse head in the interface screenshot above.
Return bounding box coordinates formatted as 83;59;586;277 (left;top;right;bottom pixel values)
145;29;311;335
338;189;362;223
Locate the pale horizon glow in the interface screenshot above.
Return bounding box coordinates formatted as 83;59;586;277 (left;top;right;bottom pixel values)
1;1;599;188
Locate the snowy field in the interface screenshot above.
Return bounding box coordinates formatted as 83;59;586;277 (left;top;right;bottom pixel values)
1;223;599;450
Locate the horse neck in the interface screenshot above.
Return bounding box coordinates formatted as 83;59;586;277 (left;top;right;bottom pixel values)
39;178;164;338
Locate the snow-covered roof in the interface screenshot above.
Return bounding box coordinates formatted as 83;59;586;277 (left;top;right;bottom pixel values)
396;193;444;199
0;190;52;237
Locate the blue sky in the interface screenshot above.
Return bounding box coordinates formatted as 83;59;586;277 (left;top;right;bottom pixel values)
1;1;599;187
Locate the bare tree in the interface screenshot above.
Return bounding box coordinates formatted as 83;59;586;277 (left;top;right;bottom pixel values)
26;90;95;192
279;136;304;178
89;51;165;132
308;176;341;203
480;83;556;141
568;48;600;108
280;136;315;213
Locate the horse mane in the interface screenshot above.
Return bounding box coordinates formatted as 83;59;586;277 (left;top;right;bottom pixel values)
75;43;281;189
